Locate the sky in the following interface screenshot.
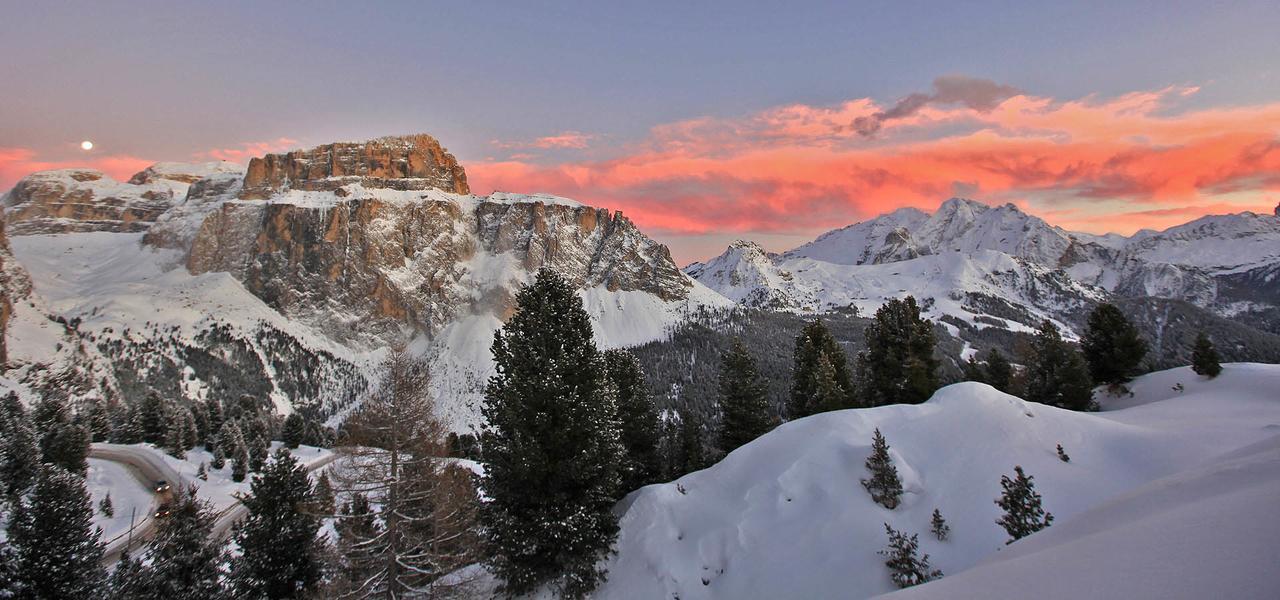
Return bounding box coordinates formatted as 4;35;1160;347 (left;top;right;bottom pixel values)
2;0;1279;263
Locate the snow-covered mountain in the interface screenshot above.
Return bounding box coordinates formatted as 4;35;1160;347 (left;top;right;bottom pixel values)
689;197;1280;335
0;134;728;428
601;363;1280;599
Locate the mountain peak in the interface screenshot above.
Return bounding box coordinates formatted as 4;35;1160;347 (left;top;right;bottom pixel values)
239;133;469;199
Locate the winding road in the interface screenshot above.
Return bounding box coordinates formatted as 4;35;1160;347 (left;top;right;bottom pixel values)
90;443;337;566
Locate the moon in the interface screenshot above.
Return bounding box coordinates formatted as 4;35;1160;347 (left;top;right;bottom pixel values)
80;140;94;151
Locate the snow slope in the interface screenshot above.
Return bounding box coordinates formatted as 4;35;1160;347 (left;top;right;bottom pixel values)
882;434;1280;600
600;364;1280;599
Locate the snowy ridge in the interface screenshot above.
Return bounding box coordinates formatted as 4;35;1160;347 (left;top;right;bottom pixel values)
602;364;1280;599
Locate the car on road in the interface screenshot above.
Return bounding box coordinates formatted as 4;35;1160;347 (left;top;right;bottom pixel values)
154;502;172;519
154;480;171;493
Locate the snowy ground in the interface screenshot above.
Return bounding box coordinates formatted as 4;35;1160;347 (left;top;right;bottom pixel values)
156;443;334;512
86;458;157;544
599;363;1280;599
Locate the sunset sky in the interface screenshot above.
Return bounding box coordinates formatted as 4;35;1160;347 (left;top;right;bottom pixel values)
3;1;1279;263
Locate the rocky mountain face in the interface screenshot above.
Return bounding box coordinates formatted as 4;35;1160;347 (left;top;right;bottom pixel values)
239;134;469;199
2;163;240;235
691;198;1280;338
0;214;32;364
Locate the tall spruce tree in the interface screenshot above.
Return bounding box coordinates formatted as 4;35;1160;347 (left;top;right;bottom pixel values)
667;408;709;479
788;319;855;418
717;338;774;455
105;550;147;600
136;390;170;445
133;486;228;600
1191;331;1223;378
281;413;306;449
232;448;323;599
1023;321;1095;411
1080;303;1149;386
878;524;942;589
0;541;18;599
858;297;939;406
861;428;903;509
995;465;1054;544
983;348;1014;394
8;465;105;599
604;349;661;494
0;395;39;500
480;269;624;599
204;398;224;452
33;395;89;475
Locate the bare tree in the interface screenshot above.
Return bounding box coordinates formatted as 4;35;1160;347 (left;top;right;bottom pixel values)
329;348;481;599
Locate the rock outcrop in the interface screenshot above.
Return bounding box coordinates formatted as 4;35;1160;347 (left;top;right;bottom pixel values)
2;162;240;235
0;212;32;365
187;190;689;346
239;134;469;199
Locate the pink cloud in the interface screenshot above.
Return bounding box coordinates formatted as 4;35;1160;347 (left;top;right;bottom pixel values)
200;137;299;163
467;82;1280;262
0;147;155;192
491;131;595;152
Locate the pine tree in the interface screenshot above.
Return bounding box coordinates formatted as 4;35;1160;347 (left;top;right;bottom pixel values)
332;493;382;594
1191;331;1222;378
788;319;855;418
0;541;19;599
480;269;623;599
861;428;903;509
281;412;306;449
105;550;147;600
0;395;39;499
231;448;323;599
311;471;335;516
136;390;170;445
878;523;942;588
33;395;90;475
134;486;228;600
930;508;949;541
1081;303;1149;386
995;465;1054;544
666;408;709;479
211;444;227;470
961;355;986;384
9;465;106;599
165;408;197;459
1056;444;1070;463
222;421;250;483
858;297;939;406
605;349;661;494
983;348;1014;394
204;398;224;452
1023;320;1095;411
196;462;208;481
247;431;270;472
99;493;114;517
717;338;774;455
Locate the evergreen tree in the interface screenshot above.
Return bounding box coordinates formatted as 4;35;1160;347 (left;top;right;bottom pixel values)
105;550;147;600
995;465;1054;544
134;486;228;600
1081;303;1149;386
604;349;661;494
99;493;114;518
788;319;855;418
332;493;381;595
33;395;89;475
9;465;105;599
983;348;1014;394
1191;331;1223;378
211;444;227;470
281;413;306;449
961;355;987;384
165;408;197;459
878;524;941;589
135;390;170;445
857;297;939;406
221;421;250;483
311;471;335;516
204;398;224;452
930;509;949;541
196;462;208;481
1056;444;1070;463
247;431;270;472
664;408;709;479
0;396;39;499
717;338;773;455
336;349;480;598
480;269;624;599
231;448;323;599
0;541;18;600
1023;321;1095;411
861;428;903;509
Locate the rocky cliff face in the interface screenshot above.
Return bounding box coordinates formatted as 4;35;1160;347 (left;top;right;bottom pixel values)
2;162;241;235
239;134;469;199
0;212;32;366
187;189;690;347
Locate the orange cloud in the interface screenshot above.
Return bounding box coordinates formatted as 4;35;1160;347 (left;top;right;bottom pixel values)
467;83;1280;262
492;131;595;152
200;137;299;163
0;147;154;193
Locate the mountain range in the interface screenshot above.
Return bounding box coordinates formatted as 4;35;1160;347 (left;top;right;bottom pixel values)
2;133;1278;428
